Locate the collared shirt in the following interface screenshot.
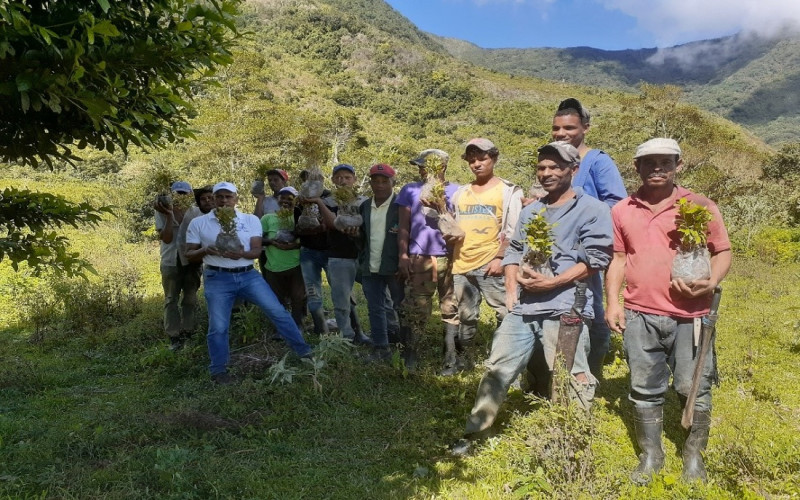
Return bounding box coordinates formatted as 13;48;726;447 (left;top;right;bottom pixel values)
155;211;179;267
395;181;459;257
612;185;730;318
368;196;392;273
503;187;613;318
186;209;262;269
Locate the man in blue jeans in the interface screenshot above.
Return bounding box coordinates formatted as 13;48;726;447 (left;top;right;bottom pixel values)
552;98;627;379
452;141;612;455
186;182;312;385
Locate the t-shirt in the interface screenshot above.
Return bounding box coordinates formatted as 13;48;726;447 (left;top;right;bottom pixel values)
260;196;279;215
186;209;261;269
612;186;731;318
395;181;458;257
326;195;367;260
155;211;179;267
261;213;300;272
452;182;504;274
573;149;627;208
177;206;202;266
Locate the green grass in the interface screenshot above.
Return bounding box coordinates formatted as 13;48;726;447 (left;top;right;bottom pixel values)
1;179;799;499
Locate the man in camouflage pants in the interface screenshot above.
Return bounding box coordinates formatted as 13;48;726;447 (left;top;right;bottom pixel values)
396;149;459;372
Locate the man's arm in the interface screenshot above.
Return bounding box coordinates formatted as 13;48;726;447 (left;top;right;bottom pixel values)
605;251;627;333
517;262;590;293
154;205;176;244
185;243;206;263
591;153;627;208
253;195;266;218
397;205;412;279
504;263;519;312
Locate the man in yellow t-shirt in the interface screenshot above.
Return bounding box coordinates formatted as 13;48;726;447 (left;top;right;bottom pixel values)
442;138;523;376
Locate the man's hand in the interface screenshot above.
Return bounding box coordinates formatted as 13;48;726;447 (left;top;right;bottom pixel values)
153;200;173;215
485;258;504;277
605;302;626;334
342;225;360;237
516;265;556;292
442;231;464;247
271;240;296;251
670;278;716;299
398;254;412;280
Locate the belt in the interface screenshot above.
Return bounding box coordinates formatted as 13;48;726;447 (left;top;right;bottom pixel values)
205;265;253;273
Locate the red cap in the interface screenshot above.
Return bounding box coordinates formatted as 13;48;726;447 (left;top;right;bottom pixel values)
368;163;396;178
265;169;289;181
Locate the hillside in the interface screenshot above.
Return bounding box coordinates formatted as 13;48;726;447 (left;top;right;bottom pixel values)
435;31;800;145
123;0;771;212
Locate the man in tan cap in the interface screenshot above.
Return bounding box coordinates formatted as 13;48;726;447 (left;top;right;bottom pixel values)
444;138;523;376
605;138;731;484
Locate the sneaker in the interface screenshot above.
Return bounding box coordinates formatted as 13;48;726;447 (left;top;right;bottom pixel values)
168;337;185;352
365;346;392;364
450;438;473;457
211;372;236;385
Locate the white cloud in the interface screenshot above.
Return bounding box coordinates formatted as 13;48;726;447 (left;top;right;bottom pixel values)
597;0;800;47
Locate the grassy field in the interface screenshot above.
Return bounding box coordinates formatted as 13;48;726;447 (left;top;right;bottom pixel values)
1;179;799;499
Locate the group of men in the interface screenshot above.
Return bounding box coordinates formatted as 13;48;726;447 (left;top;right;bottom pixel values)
153;98;731;484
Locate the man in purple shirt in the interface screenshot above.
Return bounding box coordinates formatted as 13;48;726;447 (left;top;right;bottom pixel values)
396;149;459;372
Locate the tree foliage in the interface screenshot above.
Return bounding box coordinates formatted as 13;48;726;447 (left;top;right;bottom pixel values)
0;187;112;276
0;0;242;275
0;0;242;167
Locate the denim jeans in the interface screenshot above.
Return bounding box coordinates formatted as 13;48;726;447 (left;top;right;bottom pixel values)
300;247;328;315
204;267;311;375
361;273;404;347
623;309;716;411
327;257;358;339
453;263;508;343
160;261;202;337
587;272;611;373
465;313;593;435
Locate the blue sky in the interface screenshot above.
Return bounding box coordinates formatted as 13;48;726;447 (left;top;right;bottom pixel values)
383;0;800;50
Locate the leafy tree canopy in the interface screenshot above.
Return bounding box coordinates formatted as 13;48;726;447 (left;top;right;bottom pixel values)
0;0;242;167
0;0;242;275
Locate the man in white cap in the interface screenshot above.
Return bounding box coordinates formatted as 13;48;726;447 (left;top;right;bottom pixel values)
186;182;312;384
605;138;731;484
452;141;612;455
444;138;522;375
154;180;201;351
553;98;627;379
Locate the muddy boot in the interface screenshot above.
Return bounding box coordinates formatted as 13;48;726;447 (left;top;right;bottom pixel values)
309;308;329;335
682;410;711;483
440;324;460;376
630;406;666;485
399;326;418;373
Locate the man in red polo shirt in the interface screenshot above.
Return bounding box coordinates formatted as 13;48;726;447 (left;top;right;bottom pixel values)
605;138;731;484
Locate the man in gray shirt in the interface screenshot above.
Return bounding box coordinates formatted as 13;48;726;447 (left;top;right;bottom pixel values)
452;142;613;454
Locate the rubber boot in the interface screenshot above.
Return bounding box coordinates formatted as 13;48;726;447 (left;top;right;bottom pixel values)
350;306;372;345
440;324;459;376
630;406;666;485
399;325;418;373
682;410;711;483
309;308;329;335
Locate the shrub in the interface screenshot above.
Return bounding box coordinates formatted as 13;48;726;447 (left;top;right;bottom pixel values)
751;227;800;263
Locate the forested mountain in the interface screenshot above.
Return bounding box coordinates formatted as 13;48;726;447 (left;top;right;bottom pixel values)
435;30;800;145
126;0;771;213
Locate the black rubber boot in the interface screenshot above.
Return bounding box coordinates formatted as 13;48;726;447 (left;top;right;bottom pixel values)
682;410;711;483
399;326;418;373
350;307;372;345
630;406;666;485
440;324;460;376
309;308;329;335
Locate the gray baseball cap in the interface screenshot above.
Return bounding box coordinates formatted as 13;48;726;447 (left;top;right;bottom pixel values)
537;141;581;166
